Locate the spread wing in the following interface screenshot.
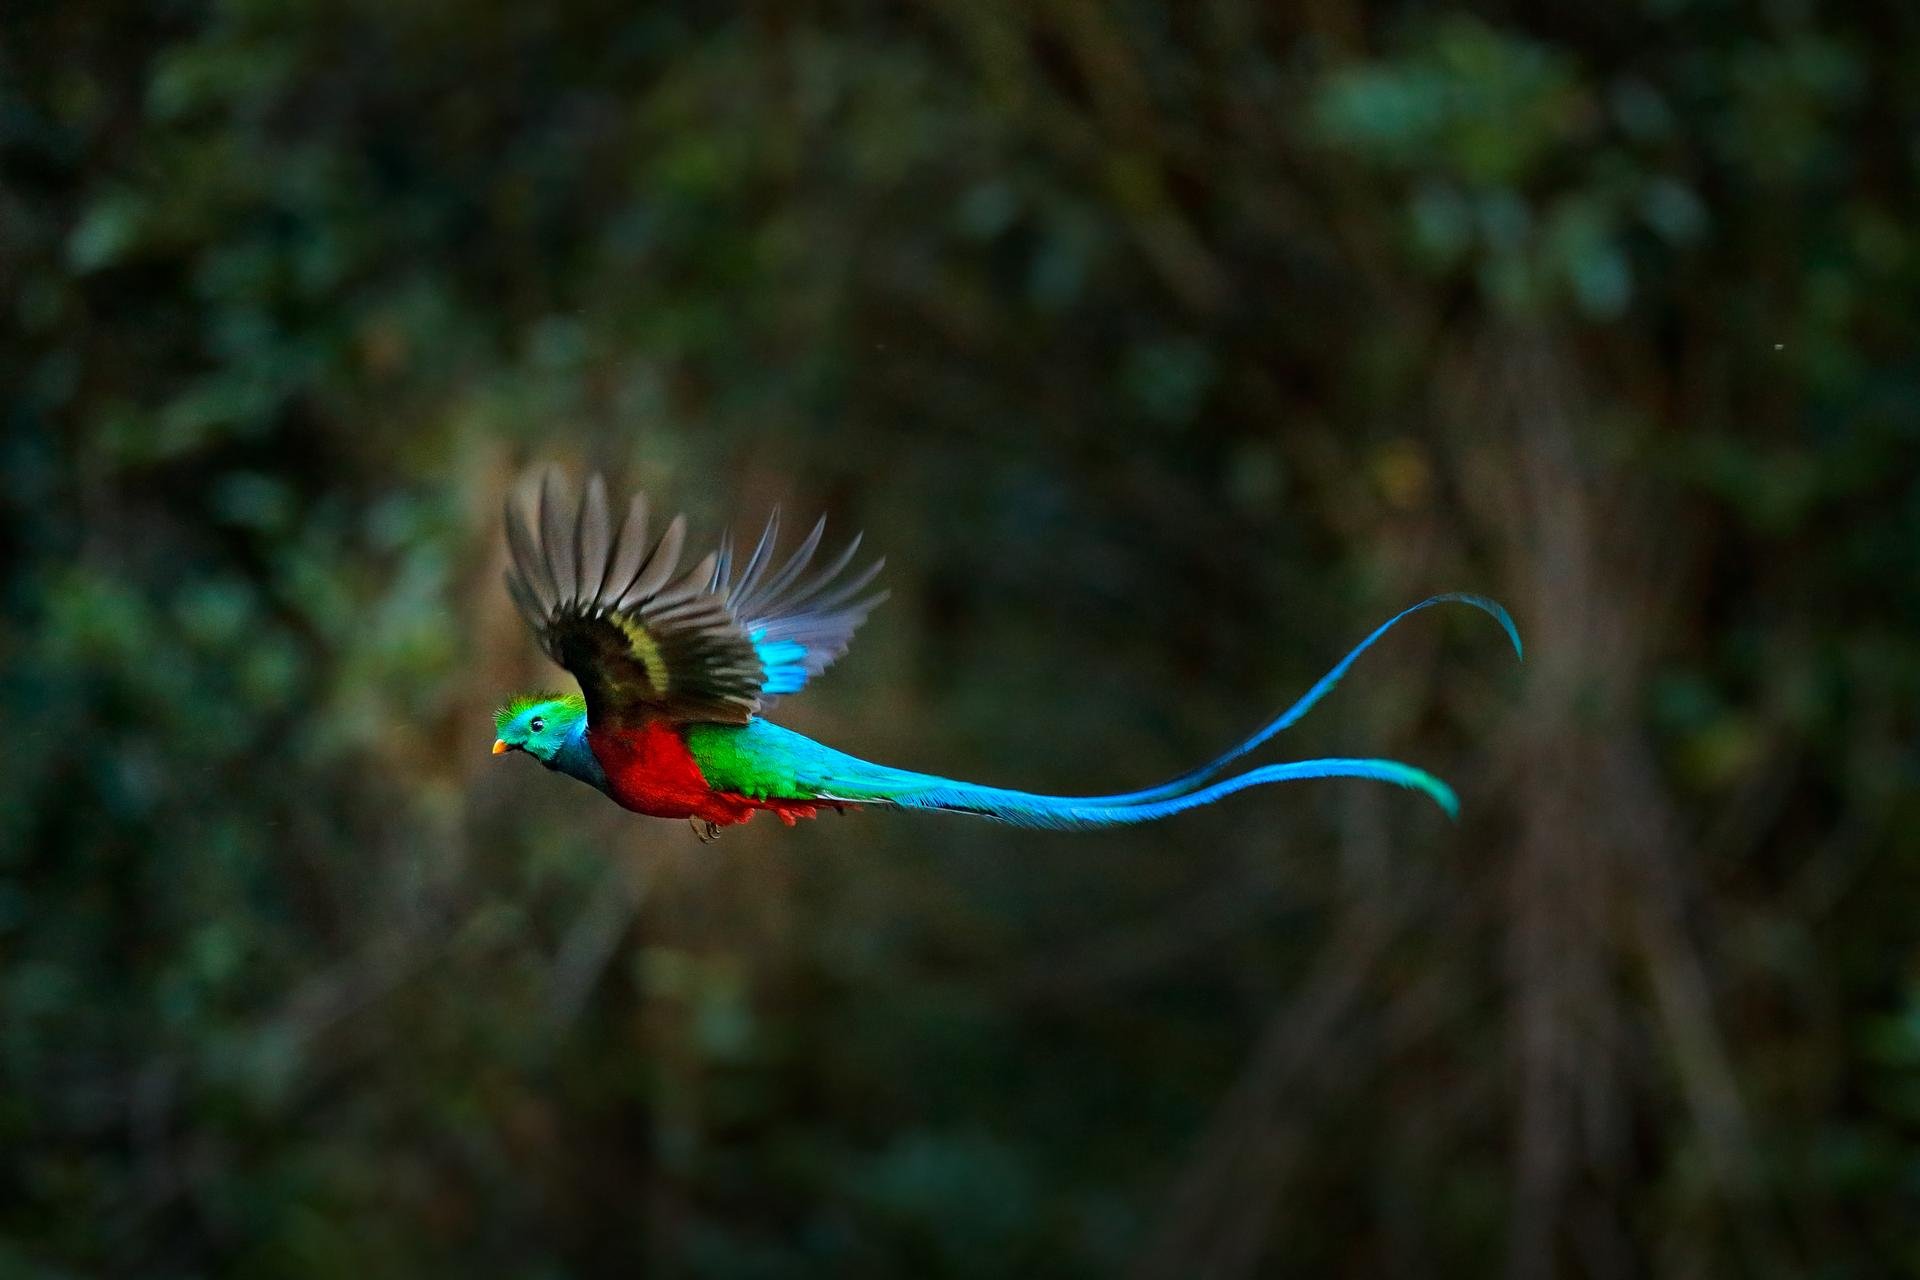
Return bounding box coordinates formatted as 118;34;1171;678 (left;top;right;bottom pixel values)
503;469;885;727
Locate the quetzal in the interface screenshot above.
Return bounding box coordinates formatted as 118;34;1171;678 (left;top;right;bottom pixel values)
491;470;1521;838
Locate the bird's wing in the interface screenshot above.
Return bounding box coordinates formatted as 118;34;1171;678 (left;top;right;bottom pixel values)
703;506;887;703
504;470;762;726
503;470;885;726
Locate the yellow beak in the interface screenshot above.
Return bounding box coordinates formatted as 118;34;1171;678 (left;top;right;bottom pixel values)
492;739;510;755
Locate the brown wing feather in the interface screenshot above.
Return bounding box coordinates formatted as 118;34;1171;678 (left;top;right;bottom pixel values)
503;469;764;726
504;469;888;719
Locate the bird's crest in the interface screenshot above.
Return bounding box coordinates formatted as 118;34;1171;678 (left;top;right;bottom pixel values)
493;690;583;734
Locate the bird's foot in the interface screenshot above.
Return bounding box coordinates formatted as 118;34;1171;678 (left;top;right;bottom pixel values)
689;817;722;844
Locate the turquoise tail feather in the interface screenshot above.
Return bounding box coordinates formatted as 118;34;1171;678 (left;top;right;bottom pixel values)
811;592;1516;827
820;756;1459;828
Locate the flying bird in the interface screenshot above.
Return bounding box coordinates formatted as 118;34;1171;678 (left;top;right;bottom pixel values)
492;471;1521;839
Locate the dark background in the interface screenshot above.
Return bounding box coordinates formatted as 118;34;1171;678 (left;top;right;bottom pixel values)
4;2;1919;1276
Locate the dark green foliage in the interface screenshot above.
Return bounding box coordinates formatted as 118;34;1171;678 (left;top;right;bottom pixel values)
3;0;1917;1275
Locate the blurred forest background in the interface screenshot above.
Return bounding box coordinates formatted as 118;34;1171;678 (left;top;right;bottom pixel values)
4;0;1919;1276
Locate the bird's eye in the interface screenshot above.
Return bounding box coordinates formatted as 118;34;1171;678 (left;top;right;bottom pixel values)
529;717;545;733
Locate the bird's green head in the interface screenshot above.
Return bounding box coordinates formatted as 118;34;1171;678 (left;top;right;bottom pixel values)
492;691;587;764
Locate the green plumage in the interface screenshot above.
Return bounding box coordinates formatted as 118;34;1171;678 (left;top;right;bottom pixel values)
683;721;823;800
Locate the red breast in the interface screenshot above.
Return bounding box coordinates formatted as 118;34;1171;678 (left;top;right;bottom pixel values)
587;721;715;819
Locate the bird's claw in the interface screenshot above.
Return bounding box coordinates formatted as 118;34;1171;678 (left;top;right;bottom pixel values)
689;817;722;844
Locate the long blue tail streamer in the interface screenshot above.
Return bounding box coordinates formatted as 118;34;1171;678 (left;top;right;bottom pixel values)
826;593;1519;827
868;757;1460;828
